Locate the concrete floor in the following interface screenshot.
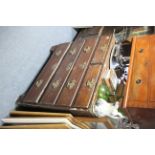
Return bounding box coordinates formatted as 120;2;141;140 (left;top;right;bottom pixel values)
0;26;77;124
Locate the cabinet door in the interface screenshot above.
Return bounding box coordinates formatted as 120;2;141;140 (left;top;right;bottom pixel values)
22;43;71;103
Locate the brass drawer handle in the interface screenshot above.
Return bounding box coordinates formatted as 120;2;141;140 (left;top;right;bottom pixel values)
51;63;57;70
35;79;43;88
139;48;144;53
86;79;95;89
51;80;60;89
79;62;87;70
136;79;142;84
66;80;76;89
69;48;76;55
66;62;73;71
55;50;62;56
83;46;91;53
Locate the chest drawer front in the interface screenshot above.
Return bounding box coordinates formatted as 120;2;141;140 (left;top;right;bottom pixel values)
39;40;85;105
22;43;70;103
91;29;113;64
72;65;102;109
129;36;149;106
55;38;98;107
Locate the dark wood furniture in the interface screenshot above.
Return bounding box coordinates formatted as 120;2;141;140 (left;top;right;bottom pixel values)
17;27;115;116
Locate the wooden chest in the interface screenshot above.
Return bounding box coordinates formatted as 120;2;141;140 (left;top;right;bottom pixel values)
18;27;115;116
123;34;155;128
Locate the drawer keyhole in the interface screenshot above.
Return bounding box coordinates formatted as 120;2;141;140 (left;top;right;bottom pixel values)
136;79;142;84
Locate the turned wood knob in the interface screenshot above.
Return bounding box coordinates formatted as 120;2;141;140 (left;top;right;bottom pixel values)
136;79;142;84
139;48;144;53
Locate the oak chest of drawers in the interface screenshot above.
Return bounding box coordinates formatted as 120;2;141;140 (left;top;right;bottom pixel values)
123;34;155;128
18;27;115;116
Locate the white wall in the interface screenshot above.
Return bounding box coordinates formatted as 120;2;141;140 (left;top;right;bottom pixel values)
0;26;77;123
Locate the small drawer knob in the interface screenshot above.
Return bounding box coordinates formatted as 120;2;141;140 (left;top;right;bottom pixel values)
139;48;144;53
136;79;142;84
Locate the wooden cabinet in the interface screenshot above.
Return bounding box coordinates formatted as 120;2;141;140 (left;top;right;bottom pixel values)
18;27;115;116
123;34;155;128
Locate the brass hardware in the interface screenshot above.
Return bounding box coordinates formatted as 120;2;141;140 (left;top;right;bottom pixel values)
66;80;76;89
35;79;43;88
86;79;96;89
136;79;142;84
51;63;57;70
51;80;60;89
55;50;62;56
69;48;76;55
83;46;91;53
79;62;87;70
139;48;144;53
66;62;73;71
100;45;107;52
